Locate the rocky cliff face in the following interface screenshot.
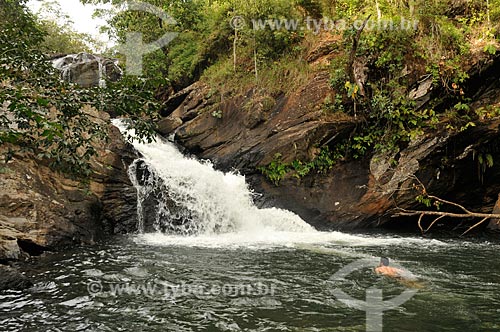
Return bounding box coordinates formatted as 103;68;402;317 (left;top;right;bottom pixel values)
0;111;138;290
158;73;357;173
157;53;500;233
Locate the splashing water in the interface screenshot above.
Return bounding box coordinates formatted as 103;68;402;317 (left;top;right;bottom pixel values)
113;119;449;248
113;120;314;235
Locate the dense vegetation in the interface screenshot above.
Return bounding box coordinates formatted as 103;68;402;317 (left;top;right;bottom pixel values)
80;0;500;184
2;0;500;183
33;0;105;54
0;0;159;177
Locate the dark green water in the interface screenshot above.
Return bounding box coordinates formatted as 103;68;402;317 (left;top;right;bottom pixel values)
1;233;500;332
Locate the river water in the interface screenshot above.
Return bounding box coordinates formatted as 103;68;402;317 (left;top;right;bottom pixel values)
2;235;500;331
1;121;499;331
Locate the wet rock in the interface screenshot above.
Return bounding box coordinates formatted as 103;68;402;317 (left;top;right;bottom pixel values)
51;53;122;88
90;123;139;234
0;265;32;291
129;160;194;233
157;116;183;135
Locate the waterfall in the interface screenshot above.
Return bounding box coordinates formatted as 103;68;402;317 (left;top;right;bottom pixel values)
113;119;315;237
51;53;122;88
112;119;452;248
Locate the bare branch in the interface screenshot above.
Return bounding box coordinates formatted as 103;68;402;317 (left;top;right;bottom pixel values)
426;195;473;215
391;175;499;234
462;217;489;236
417;213;424;233
394;208;500;220
425;215;446;233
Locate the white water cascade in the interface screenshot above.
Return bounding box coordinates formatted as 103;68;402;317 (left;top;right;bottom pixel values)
113;120;316;235
113;119;448;248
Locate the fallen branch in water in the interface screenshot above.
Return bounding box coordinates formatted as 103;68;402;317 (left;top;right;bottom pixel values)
393;208;500;235
392;178;500;236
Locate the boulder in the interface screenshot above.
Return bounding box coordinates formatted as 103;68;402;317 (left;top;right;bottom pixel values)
0;265;32;291
0;110;138;261
51;53;122;88
157;116;183;135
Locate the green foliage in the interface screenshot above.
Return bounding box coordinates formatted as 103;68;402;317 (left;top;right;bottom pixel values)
81;0;304;90
416;194;433;208
259;147;340;183
34;0;104;53
98;76;161;142
329;56;348;91
416;194;442;210
166;32;203;89
484;44;497;55
326;86;440;162
37;19;97;54
318;0;496;169
258;153;289;186
292;147;338;177
476;152;495;183
83;0;210;88
475;105;500;119
0;0;159;177
211;109;223;119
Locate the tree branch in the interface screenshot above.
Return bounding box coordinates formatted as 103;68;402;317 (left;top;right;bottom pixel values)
426;195;473;215
347;15;372;84
462;217;489;236
394;208;500;220
392;177;499;235
425;215;445;233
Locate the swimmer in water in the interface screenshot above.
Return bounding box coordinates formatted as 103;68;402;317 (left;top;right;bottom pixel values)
375;257;404;278
375;257;425;289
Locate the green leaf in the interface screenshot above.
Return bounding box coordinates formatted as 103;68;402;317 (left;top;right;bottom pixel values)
36;98;49;106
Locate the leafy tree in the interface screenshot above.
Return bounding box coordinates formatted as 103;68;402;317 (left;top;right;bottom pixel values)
80;0;302;89
33;0;105;54
0;0;159;177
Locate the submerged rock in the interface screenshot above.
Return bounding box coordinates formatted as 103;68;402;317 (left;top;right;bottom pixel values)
0;265;32;291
